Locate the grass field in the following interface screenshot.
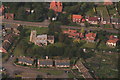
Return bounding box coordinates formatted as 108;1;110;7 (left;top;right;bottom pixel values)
96;6;109;18
39;69;64;75
85;52;118;78
24;26;48;35
81;42;97;49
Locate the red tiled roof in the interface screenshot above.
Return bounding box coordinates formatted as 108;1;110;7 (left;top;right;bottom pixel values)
107;39;119;43
79;33;84;38
86;33;96;41
82;19;85;22
72;15;83;19
86;33;96;38
68;30;77;33
49;1;62;12
107;35;119;43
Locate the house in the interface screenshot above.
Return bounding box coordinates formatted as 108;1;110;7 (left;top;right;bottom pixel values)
38;59;53;67
17;57;34;66
86;17;100;24
5;13;14;20
30;30;54;46
111;18;120;24
0;33;16;53
47;35;54;44
72;15;84;23
106;35;119;47
85;33;96;42
55;60;70;67
63;29;84;39
101;17;110;24
4;34;15;44
4;24;20;35
104;0;113;5
0;42;10;53
49;1;62;13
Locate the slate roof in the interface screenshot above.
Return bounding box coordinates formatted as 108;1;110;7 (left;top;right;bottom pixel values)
18;57;34;64
111;18;120;23
55;60;70;66
39;59;53;65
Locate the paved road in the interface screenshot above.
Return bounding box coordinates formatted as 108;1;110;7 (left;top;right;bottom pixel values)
2;19;119;34
2;19;50;27
2;56;68;78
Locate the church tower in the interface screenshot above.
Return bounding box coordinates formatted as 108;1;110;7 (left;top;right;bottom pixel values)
30;30;36;43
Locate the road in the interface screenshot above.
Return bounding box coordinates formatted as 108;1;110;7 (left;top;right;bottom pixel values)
2;19;50;27
2;19;119;34
2;56;68;78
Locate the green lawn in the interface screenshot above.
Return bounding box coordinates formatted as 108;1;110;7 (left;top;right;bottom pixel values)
96;6;109;18
24;26;48;35
98;42;112;50
86;8;96;16
39;69;64;75
68;71;76;78
85;52;118;78
81;42;97;49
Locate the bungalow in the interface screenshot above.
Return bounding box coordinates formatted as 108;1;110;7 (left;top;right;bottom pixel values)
106;35;119;47
86;17;100;24
38;59;53;67
101;17;110;24
111;18;120;24
5;13;14;20
72;15;85;23
85;33;96;42
17;57;34;66
55;60;70;68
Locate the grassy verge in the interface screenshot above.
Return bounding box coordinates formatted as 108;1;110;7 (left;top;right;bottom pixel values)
39;69;64;75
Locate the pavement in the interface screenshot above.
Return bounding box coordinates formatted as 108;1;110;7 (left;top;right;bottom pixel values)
2;56;69;78
1;19;120;34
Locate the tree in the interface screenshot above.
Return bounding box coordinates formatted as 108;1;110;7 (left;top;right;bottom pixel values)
48;22;62;35
16;7;26;20
58;13;70;25
47;9;56;21
58;33;65;43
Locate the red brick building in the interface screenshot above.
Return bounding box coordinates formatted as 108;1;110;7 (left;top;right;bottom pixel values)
85;33;96;42
63;29;84;39
86;17;100;24
106;35;119;47
49;1;62;13
72;15;83;23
